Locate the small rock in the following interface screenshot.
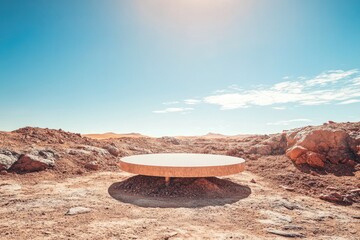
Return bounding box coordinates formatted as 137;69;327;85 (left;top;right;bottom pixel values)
250;179;256;183
85;161;99;171
349;229;357;234
349;189;360;194
280;185;295;192
274;199;301;210
345;159;356;167
319;192;352;204
67;149;91;155
310;170;320;176
261;210;292;223
266;229;304;238
283;225;303;230
0;170;8;175
65;207;91;215
104;145;119;157
320;192;342;201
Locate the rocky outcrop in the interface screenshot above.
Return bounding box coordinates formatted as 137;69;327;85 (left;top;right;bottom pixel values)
9;149;58;173
0;148;59;173
285;122;360;168
160;137;180;145
12;127;90;145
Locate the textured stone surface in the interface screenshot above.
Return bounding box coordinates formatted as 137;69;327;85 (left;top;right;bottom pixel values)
104;145;119;156
285;124;359;168
65;207;91;215
85;161;99;171
11;154;55;172
0;150;19;170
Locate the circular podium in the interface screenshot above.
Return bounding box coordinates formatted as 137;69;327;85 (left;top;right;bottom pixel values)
118;153;245;184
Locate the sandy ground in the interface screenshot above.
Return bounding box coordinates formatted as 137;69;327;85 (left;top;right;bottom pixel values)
1;171;359;240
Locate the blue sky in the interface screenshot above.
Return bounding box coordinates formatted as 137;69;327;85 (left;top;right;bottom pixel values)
1;0;360;136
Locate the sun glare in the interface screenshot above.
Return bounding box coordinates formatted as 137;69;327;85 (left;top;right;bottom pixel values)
131;0;252;41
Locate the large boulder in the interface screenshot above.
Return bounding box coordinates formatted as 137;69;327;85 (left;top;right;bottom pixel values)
286;145;307;160
11;154;55;173
0;150;19;170
297;151;325;168
285;125;359;168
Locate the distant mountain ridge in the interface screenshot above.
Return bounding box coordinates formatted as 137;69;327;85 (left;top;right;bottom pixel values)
84;132;148;139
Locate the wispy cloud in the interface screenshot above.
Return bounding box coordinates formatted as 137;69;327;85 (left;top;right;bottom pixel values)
204;69;360;110
338;99;360;105
184;99;201;105
153;69;360;113
352;77;360;85
272;106;286;110
305;69;357;86
266;119;312;126
153;107;194;114
162;101;179;105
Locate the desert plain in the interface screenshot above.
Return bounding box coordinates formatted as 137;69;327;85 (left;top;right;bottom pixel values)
0;121;359;239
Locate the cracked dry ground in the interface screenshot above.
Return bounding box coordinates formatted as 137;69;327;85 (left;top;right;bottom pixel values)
1;170;359;240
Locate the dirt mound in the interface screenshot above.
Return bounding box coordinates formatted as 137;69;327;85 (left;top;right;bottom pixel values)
108;176;251;207
12;127;90;145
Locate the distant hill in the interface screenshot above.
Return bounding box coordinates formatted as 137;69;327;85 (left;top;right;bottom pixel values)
83;132;149;139
202;132;228;138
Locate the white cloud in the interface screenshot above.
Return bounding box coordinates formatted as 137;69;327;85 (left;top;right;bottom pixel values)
153;107;194;114
213;89;228;94
352;77;360;86
266;119;312;126
162;101;179;105
204;69;360;110
272;81;304;93
305;69;357;86
184;99;201;105
272;106;286;110
338;99;360;105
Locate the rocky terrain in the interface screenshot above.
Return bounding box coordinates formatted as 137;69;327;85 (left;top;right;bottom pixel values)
0;121;359;239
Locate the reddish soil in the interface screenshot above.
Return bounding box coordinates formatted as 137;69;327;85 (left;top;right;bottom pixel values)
0;124;359;239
